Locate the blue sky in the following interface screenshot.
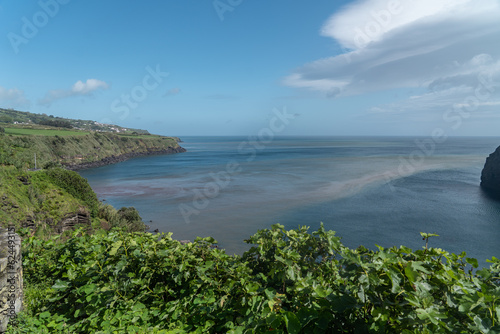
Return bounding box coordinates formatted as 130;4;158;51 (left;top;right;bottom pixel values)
1;0;499;136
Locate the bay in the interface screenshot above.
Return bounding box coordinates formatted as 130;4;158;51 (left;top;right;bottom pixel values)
79;136;500;265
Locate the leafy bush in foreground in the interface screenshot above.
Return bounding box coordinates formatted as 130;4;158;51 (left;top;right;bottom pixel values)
10;225;500;333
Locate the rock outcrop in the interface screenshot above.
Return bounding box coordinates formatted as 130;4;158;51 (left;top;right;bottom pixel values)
481;146;500;198
20;210;91;234
57;211;91;233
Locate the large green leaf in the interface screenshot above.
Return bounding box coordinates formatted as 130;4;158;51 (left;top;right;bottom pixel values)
284;311;301;334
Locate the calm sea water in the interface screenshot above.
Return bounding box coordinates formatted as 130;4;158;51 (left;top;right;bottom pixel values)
79;136;500;265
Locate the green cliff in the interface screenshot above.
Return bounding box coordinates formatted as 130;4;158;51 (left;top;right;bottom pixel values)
0;109;185;233
0;130;185;170
0;166;92;231
0;165;150;235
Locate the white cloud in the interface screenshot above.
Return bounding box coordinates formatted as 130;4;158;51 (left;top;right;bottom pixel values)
0;86;30;108
39;79;109;106
368;59;500;120
71;79;108;95
284;0;500;99
321;0;481;50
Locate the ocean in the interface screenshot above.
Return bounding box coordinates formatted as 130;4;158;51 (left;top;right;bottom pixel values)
79;136;500;265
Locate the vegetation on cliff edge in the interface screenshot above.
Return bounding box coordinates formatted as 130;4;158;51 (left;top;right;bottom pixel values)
8;224;500;333
0;130;181;169
0;166;148;237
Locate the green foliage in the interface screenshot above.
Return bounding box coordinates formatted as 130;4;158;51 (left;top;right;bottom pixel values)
15;229;251;333
37;119;73;128
98;204;148;232
44;168;99;217
420;232;440;252
0;114;14;123
42;161;62;169
0;166;84;228
11;225;500;333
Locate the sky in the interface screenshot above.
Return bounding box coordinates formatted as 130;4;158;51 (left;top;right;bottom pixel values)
1;0;499;136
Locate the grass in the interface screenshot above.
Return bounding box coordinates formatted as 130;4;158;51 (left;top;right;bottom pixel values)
4;127;90;136
0;166;84;229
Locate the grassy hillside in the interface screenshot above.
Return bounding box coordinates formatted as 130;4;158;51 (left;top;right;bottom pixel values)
0;166;85;229
0;108;184;231
3;127;90;136
0;130;182;169
0;107;148;134
0;108;185;168
0;165;149;235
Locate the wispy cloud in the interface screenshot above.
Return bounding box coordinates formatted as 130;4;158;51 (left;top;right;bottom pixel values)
284;0;500;101
38;79;109;106
163;87;181;97
0;86;30;108
369;57;500;117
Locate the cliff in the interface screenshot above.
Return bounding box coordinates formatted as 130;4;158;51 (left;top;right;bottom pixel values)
0;166;94;230
0;165;150;235
0;119;185;232
0;131;185;170
480;146;500;198
65;145;186;170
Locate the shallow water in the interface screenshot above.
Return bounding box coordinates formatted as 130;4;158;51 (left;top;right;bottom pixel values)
80;136;500;265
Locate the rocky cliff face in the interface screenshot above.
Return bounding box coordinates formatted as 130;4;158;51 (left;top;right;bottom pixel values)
0;132;185;169
65;146;186;170
481;146;500;198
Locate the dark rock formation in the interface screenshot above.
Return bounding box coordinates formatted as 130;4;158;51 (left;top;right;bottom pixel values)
21;217;36;230
57;211;91;233
481;146;500;198
65;146;186;171
21;211;91;233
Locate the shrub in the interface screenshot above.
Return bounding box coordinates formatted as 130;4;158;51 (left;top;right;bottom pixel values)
98;204;147;232
42;161;61;169
10;225;500;333
116;207;147;232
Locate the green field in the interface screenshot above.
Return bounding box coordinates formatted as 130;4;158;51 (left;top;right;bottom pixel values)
4;127;90;136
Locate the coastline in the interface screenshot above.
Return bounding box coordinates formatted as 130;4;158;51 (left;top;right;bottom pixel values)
65;146;187;171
